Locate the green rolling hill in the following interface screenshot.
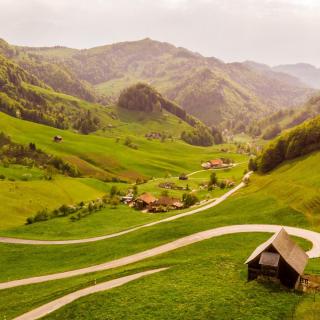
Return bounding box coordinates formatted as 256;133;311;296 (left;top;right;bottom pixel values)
14;38;314;130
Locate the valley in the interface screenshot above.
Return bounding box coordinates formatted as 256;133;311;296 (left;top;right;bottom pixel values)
1;31;320;320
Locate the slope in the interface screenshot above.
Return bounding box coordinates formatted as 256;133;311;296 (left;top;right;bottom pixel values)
0;39;98;102
274;63;320;89
18;38;314;129
0;111;220;180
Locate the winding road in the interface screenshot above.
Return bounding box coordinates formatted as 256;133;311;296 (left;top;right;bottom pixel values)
0;173;251;245
3;171;320;320
1;224;320;291
13;268;168;320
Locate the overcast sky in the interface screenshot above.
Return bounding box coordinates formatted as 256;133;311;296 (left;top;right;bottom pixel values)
0;0;320;66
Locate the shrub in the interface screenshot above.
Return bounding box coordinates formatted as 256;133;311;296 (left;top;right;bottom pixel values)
182;193;199;207
208;172;217;187
248;158;258;172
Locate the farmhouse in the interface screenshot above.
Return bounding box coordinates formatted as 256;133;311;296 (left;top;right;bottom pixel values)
53;135;63;143
245;228;308;289
148;196;183;212
210;159;224;167
201;159;224;169
134;193;158;210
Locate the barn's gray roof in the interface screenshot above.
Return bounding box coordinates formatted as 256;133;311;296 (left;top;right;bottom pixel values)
245;228;308;275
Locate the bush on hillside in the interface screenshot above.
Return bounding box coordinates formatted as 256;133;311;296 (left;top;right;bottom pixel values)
182;193;199;208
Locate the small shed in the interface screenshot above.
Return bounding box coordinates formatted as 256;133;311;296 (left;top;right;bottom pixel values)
53;135;63;143
245;228;309;289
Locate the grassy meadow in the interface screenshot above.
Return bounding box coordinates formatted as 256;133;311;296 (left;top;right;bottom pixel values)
0;150;314;282
0;110;248;235
1;111;320;318
0;162;246;239
0;233;315;320
0;111;243;180
1;148;320;319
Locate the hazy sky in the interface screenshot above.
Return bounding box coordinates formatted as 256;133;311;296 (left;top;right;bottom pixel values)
0;0;320;66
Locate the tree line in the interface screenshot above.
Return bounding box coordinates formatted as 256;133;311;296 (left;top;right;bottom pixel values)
252;115;320;173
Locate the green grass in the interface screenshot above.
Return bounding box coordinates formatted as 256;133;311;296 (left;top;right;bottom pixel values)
1;150;320;319
0;111;246;180
95;76;140;97
1;151;318;282
0;164;44;181
249;151;320;227
0;110;248;232
0;163;246;239
0;177;107;229
0;204;178;241
0;233;313;320
0;183;308;283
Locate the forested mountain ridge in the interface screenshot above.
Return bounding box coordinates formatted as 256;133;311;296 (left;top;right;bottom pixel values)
0;39;99;103
0;50;211;144
17;38;314;130
251;94;320;140
254;113;320;173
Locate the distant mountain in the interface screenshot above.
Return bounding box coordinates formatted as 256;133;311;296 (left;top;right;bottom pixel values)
17;38;314;131
250;93;320;140
273;63;320;89
0;50;206;144
0;39;99;103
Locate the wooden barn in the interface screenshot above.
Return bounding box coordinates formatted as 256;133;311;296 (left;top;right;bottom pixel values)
53;135;63;143
133;193;157;210
245;228;308;289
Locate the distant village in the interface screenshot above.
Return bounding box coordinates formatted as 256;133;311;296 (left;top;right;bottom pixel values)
201;158;234;169
121;191;184;213
120;158;237;214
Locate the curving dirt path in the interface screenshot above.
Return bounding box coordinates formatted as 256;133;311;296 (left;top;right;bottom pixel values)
13;267;168;320
0;173;251;245
1;224;320;291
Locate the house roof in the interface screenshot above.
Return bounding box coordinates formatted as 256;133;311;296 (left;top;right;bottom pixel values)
210;159;223;165
137;193;157;204
259;252;280;267
156;196;180;206
245;228;308;275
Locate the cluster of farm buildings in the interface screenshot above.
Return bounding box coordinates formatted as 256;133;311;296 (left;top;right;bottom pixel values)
122;192;184;213
201;158;232;169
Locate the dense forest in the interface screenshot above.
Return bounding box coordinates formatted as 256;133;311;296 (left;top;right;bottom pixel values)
254;115;320;172
0;53;102;134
